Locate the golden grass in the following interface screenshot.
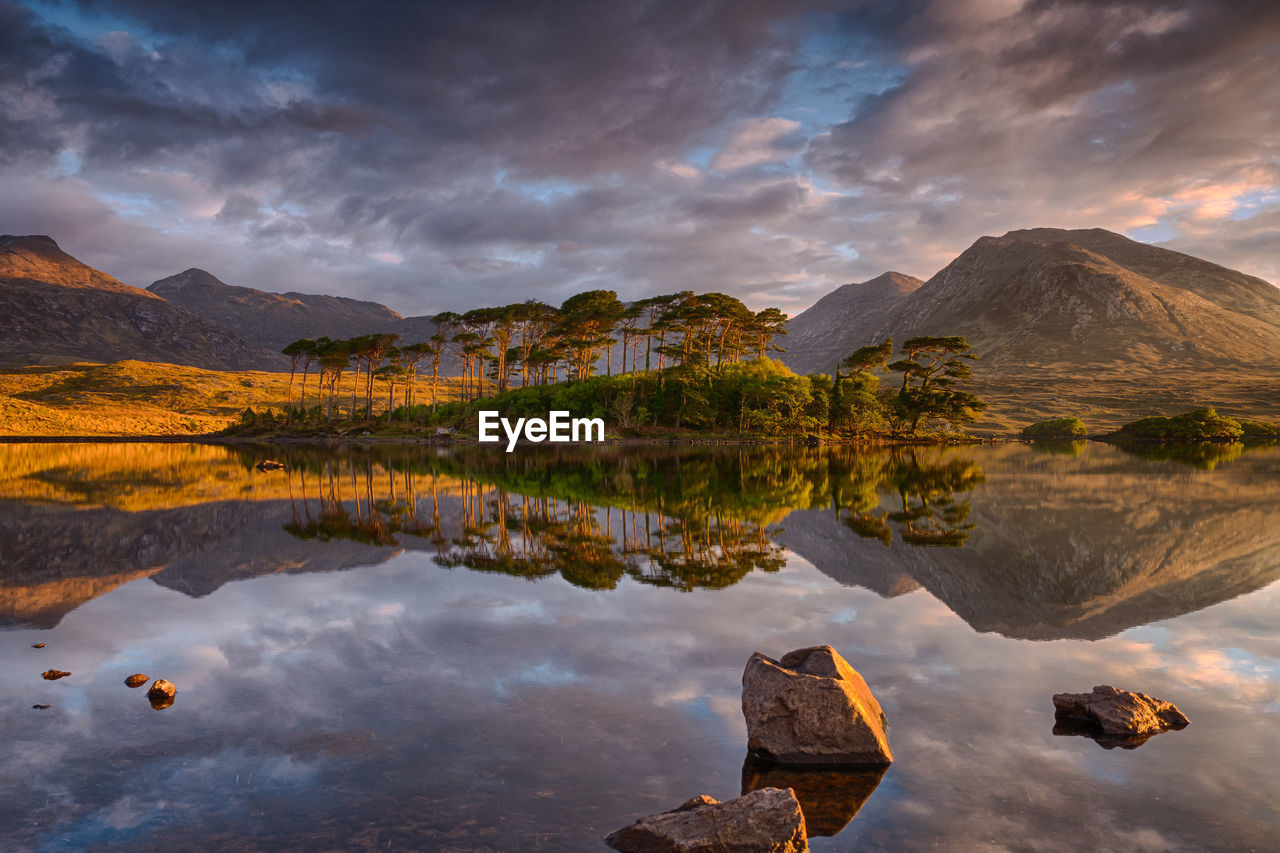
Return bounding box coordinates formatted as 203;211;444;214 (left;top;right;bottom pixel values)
0;441;475;510
0;360;464;437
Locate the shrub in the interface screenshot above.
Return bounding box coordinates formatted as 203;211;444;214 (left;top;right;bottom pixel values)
1240;419;1280;439
1116;408;1243;441
1021;417;1087;439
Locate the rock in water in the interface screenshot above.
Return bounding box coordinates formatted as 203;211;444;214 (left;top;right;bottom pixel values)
255;460;287;471
1052;685;1188;743
124;674;149;688
742;646;892;766
41;669;71;680
606;787;807;852
147;679;177;710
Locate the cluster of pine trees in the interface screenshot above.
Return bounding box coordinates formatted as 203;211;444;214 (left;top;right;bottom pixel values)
271;287;986;437
430;334;986;437
278;289;788;419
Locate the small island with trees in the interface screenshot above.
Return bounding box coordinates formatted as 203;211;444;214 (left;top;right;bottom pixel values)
227;289;989;443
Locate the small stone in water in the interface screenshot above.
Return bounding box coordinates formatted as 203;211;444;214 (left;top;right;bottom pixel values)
124;673;149;688
42;669;71;680
148;679;177;710
33;704;51;710
32;643;45;649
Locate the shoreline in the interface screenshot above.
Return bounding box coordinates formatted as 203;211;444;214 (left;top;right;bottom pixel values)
0;432;1011;447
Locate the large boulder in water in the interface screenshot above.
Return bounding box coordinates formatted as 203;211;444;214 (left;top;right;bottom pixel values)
742;646;892;766
606;787;807;852
1052;685;1188;748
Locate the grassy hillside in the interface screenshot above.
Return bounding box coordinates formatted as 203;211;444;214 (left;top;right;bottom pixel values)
0;360;462;436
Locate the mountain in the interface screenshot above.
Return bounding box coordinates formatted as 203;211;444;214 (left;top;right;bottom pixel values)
777;444;1280;640
148;268;412;352
784;272;924;374
0;235;284;370
782;228;1280;429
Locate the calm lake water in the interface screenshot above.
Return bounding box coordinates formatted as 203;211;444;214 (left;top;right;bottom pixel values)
2;441;1279;851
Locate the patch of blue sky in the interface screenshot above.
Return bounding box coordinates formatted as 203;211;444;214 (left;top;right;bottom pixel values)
687;146;716;170
1129;219;1178;244
52;149;83;177
24;0;158;52
510;178;588;204
1229;187;1280;221
776;24;909;137
92;191;160;218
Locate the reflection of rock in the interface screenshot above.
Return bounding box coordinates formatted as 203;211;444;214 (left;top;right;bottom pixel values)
742;646;892;767
741;757;886;837
1052;685;1188;749
606;787;808;852
124;673;149;688
148;679;176;710
41;669;70;680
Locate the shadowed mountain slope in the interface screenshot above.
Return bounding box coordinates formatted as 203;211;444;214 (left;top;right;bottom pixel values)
0;236;285;370
784;271;924;375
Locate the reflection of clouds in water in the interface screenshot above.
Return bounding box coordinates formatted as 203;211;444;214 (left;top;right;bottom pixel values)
1;547;1278;850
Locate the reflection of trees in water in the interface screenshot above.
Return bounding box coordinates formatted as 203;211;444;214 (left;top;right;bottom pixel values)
270;444;985;591
279;454;785;591
1111;441;1244;470
830;450;985;548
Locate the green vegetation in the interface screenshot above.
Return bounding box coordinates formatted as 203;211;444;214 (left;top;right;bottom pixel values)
1241;419;1280;438
242;329;988;441
1021;417;1088;439
1113;441;1245;470
255;283;986;441
271;444;987;590
1114;408;1244;441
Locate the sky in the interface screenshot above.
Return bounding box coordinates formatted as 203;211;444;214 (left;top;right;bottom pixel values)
2;0;1278;316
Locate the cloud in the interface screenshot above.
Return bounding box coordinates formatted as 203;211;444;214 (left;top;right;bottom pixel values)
0;0;1276;318
710;117;803;171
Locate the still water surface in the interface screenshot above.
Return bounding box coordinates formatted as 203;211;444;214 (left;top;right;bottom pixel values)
1;441;1278;851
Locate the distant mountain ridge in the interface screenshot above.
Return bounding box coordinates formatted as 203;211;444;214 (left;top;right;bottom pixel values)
0;235;284;370
782;228;1280;429
785;271;923;374
148;268;413;352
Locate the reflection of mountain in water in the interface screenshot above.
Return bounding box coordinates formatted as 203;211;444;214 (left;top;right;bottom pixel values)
781;446;1280;640
1;442;1278;639
0;499;399;627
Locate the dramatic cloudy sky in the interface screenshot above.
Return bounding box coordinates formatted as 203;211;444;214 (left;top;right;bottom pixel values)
2;0;1278;315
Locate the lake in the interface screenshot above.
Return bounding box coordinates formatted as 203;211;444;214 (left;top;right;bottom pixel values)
2;440;1278;851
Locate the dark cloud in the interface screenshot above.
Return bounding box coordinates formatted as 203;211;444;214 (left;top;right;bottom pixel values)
0;0;1276;314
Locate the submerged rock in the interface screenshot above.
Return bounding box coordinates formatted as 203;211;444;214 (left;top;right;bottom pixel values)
741;757;886;837
147;679;177;710
606;787;807;852
124;673;150;688
1052;685;1188;749
41;669;71;680
742;646;892;766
